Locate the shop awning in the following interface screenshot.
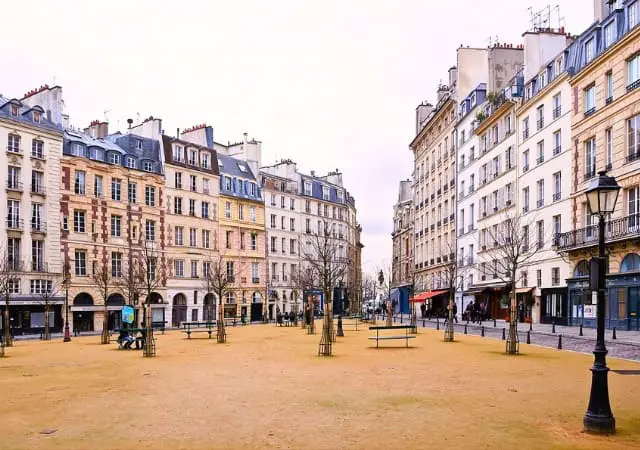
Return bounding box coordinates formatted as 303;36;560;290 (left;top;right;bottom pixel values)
515;287;534;294
409;290;448;302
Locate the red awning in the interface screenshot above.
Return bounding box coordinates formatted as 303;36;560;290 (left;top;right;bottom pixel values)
409;290;449;303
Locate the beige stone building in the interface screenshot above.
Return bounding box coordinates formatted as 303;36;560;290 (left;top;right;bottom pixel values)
391;179;413;313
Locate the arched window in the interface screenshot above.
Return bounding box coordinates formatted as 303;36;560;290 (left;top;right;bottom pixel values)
574;260;590;277
620;253;640;273
252;292;261;303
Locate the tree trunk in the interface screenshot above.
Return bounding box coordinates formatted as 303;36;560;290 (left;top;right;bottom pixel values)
217;298;226;343
101;302;110;344
386;299;393;326
444;291;455;342
43;302;51;341
144;302;155;356
318;301;332;356
506;281;519;354
4;303;12;347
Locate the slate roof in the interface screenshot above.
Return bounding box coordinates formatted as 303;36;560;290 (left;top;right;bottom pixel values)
0;95;62;134
162;135;220;176
217;153;256;180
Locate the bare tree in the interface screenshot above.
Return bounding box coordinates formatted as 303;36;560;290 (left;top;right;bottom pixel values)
292;265;318;331
138;238;163;357
304;219;348;356
435;240;470;342
92;255;113;345
33;265;62;341
118;253;143;326
203;252;232;343
482;211;542;354
0;248;21;348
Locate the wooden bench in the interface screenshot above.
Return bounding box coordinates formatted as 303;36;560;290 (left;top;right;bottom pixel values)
182;322;217;339
368;325;416;348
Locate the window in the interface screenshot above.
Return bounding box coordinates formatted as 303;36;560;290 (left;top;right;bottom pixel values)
536;220;544;249
629;114;640;163
628;186;640;224
249;206;256;222
31;170;44;194
225;262;235;280
74;170;86;195
111;178;121;201
551;267;560;286
290;239;296;254
553;172;561;201
32;240;44;271
249;182;257;196
537;179;545;208
251;233;257;251
173;145;184;162
224;176;232;190
553;130;561;155
238;205;244;220
522;271;528;287
290;218;295;231
606;71;614;102
111;215;121;237
7;166;20;190
30;280;52;295
94;175;103;197
225;201;231;219
73;210;85;233
270;236;277;252
251;262;259;281
174;197;183;214
187;228;196;247
536;105;544;130
552;93;561;119
8;134;21;153
145;186;155;206
537;269;542;288
281;237;286;253
322;186;329;200
281;216;285;229
240;232;245;250
280;196;286;208
202;201;209;219
522;117;529;140
630;1;639;28
553;214;562;236
31;139;44;158
585;138;596;177
128;182;137;203
109;152;121;165
71;142;84;157
174;226;184;246
174;260;184;277
189;150;197;166
203;178;209;194
201;153;210;169
604;22;616;48
605;128;613;168
584;38;595;64
143;160;153;172
630;55;640;89
270;214;276;228
523;187;530;212
175;172;182;189
75;250;87;276
188;175;197;192
523;149;530;171
190;260;198;278
146;220;155;241
202;230;211;249
112;252;122;277
225;231;232;249
304;182;312;196
584;85;595;113
189;199;196;216
536;140;544;164
126;157;136;169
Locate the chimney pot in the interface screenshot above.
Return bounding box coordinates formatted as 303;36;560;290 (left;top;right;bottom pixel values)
177;128;180;138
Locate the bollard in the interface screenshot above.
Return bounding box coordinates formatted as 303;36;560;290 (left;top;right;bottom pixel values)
529;321;532;332
612;327;617;340
526;330;531;344
579;324;583;336
466;317;470;325
436;319;440;331
422;319;425;327
494;318;497;328
481;326;485;337
552;322;556;334
464;324;468;334
501;328;505;340
557;334;562;350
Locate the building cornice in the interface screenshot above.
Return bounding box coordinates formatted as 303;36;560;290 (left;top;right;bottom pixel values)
516;72;568;116
474;101;515;136
409;97;455;151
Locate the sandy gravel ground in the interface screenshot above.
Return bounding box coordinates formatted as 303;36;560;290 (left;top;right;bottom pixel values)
1;320;639;450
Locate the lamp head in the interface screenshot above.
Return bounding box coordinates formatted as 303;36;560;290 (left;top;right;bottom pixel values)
585;171;620;216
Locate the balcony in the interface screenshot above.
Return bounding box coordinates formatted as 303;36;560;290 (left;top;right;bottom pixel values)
6;218;23;231
523;205;529;214
554;214;640;251
252;277;260;284
437;220;442;228
436;257;442;263
6;181;23;192
553;146;561;156
584;170;596;181
443;185;448;193
536;156;544;165
606;96;613;105
31;221;46;233
271;275;279;282
537;199;544;208
226;275;235;282
626;152;640;164
31;185;46;196
537;119;544;130
7;145;22;154
553;106;561;119
627;79;640;92
523;164;529;173
553;192;561;202
443;217;448;225
523;129;529;140
584;106;596;117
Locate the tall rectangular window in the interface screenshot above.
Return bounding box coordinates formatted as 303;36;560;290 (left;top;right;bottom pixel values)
174;260;184;277
75;250;87;276
552;93;561;118
111;252;122;277
553;130;562;155
629;55;640;88
584;85;595;113
146;220;155;241
606;71;614;101
630;0;639;28
553;172;561;201
74;170;86;195
31;171;44;194
128;182;137;204
175;226;184;246
145;186;155;206
31;139;44;158
584;38;595;63
110;215;121;237
189;228;197;247
604;22;616;47
94;175;103;197
585;138;596;177
32;240;44;271
111;178;121;201
31;203;44;232
606;128;613;168
174;197;183;215
73;210;85;233
628;114;640;162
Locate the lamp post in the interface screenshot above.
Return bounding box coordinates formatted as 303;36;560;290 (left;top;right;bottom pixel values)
63;263;71;342
583;171;619;434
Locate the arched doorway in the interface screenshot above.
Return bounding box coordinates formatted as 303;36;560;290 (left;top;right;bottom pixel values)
107;293;125;330
73;293;94;332
251;291;263;322
203;293;216;321
172;293;187;327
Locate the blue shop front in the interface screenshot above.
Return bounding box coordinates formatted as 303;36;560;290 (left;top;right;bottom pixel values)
390;285;412;314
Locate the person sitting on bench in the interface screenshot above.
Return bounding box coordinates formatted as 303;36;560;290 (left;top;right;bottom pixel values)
118;330;135;350
136;326;147;350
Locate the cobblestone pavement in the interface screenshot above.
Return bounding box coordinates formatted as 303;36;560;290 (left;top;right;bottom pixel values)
380;314;640;362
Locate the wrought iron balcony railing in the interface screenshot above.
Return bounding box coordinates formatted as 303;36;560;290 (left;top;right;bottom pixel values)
553;214;640;251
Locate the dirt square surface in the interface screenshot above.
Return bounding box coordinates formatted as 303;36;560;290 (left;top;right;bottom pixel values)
1;320;640;450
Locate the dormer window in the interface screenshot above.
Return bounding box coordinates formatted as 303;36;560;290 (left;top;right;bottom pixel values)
322;186;330;200
224;176;232;190
136;139;142;150
143;161;153;172
173;145;184;162
188;149;197;165
304;181;312;196
249;182;257;196
201;153;210;169
72;143;84;157
237;163;247;173
337;190;344;202
109;152;121;165
89;147;104;160
126;156;136;169
10;105;18;117
33;111;41;123
584;37;595;64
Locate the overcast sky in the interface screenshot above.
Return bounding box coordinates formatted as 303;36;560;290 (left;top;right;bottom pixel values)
0;0;593;275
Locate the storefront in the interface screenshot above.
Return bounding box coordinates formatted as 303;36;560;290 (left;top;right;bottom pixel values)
540;287;568;325
391;285;412;315
0;298;63;336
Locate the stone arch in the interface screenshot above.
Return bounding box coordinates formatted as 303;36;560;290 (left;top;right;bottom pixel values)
107;293;125;306
574;260;590;277
203;293;216;321
172;293;187;327
73;293;94;305
620;253;640;273
172;293;187;306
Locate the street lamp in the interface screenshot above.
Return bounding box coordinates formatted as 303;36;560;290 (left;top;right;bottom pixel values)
62;262;71;342
583;170;619;434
